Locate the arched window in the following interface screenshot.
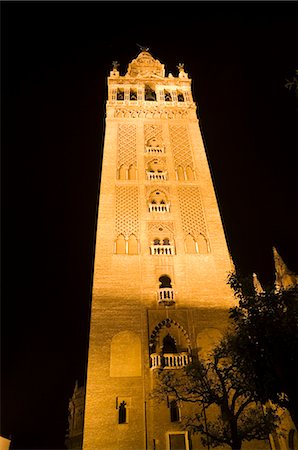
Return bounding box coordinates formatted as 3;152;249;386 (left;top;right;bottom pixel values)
164;91;172;101
117;88;124;100
186;166;194;181
170;400;180;422
163;334;177;353
159;275;172;288
153;238;161;245
128;234;138;255
130;89;137;100
185;234;197;254
118;165;127;180
145;85;156;101
197;234;208;254
128;164;136;180
118;401;127;424
115;234;126;254
163;238;170;245
177;165;184;181
177;92;184;102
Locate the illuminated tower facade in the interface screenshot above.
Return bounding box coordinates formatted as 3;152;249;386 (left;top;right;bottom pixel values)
83;50;235;450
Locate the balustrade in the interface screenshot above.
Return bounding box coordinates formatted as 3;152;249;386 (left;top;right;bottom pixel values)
150;245;175;255
150;352;192;369
146;171;167;181
158;288;175;302
145;146;165;154
148;203;170;213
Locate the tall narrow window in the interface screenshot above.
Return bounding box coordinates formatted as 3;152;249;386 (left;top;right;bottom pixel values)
128;234;138;255
119;165;127;180
116;234;126;254
118;401;127;424
177;92;185;102
170;400;180;422
197;234;208;254
130;89;137;100
164;90;172;101
186;166;194;181
185;234;197;254
117;88;124;100
177;166;184;181
128;164;136;180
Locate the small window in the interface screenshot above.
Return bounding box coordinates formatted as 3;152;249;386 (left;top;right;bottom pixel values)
163;238;170;245
177;92;184;102
145;85;156;101
117;89;124;100
118;401;127;424
130;89;137;100
170;400;180;422
159;275;172;288
153;238;161;245
164;91;172;101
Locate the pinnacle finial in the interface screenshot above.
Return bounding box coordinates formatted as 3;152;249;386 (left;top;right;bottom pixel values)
177;63;185;72
112;61;120;70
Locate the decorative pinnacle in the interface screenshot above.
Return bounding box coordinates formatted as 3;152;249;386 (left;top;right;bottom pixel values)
112;61;120;70
177;63;185;72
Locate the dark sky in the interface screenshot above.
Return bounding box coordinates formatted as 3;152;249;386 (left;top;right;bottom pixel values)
2;1;297;449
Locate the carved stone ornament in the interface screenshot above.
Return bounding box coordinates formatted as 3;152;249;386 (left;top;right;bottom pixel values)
126;51;165;78
113;106;195;119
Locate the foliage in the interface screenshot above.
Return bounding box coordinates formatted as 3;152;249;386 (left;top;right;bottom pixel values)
227;272;298;428
153;344;279;450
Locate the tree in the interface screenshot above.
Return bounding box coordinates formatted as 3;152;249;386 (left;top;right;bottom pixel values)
227;272;298;430
153;343;279;450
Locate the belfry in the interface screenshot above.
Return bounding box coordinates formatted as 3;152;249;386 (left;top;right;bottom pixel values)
82;50;235;450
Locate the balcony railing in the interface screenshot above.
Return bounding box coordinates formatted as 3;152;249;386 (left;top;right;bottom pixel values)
158;288;175;305
145;146;165;154
150;352;192;369
148;203;170;213
146;171;167;181
150;245;175;255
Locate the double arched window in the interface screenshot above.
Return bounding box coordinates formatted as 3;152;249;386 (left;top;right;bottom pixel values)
115;234;138;255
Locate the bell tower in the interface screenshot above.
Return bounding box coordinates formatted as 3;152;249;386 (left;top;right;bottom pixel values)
82;50;234;450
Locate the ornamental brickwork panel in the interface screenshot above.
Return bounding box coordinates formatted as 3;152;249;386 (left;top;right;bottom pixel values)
177;187;207;237
115;186;139;237
169;124;194;168
117;124;137;167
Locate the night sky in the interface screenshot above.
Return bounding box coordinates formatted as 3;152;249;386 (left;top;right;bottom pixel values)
2;1;297;449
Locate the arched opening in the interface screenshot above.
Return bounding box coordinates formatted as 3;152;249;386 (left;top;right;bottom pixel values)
153;238;160;245
163;238;170;245
177;92;184;102
164;90;172;101
185;234;197;254
145;85;156;101
128;164;136;180
197;234;208;254
186;166;194;181
115;234;126;254
117;88;124;100
162;334;177;353
118;165;126;180
128;234;138;255
130;89;137;100
159;275;172;288
177;165;184;181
